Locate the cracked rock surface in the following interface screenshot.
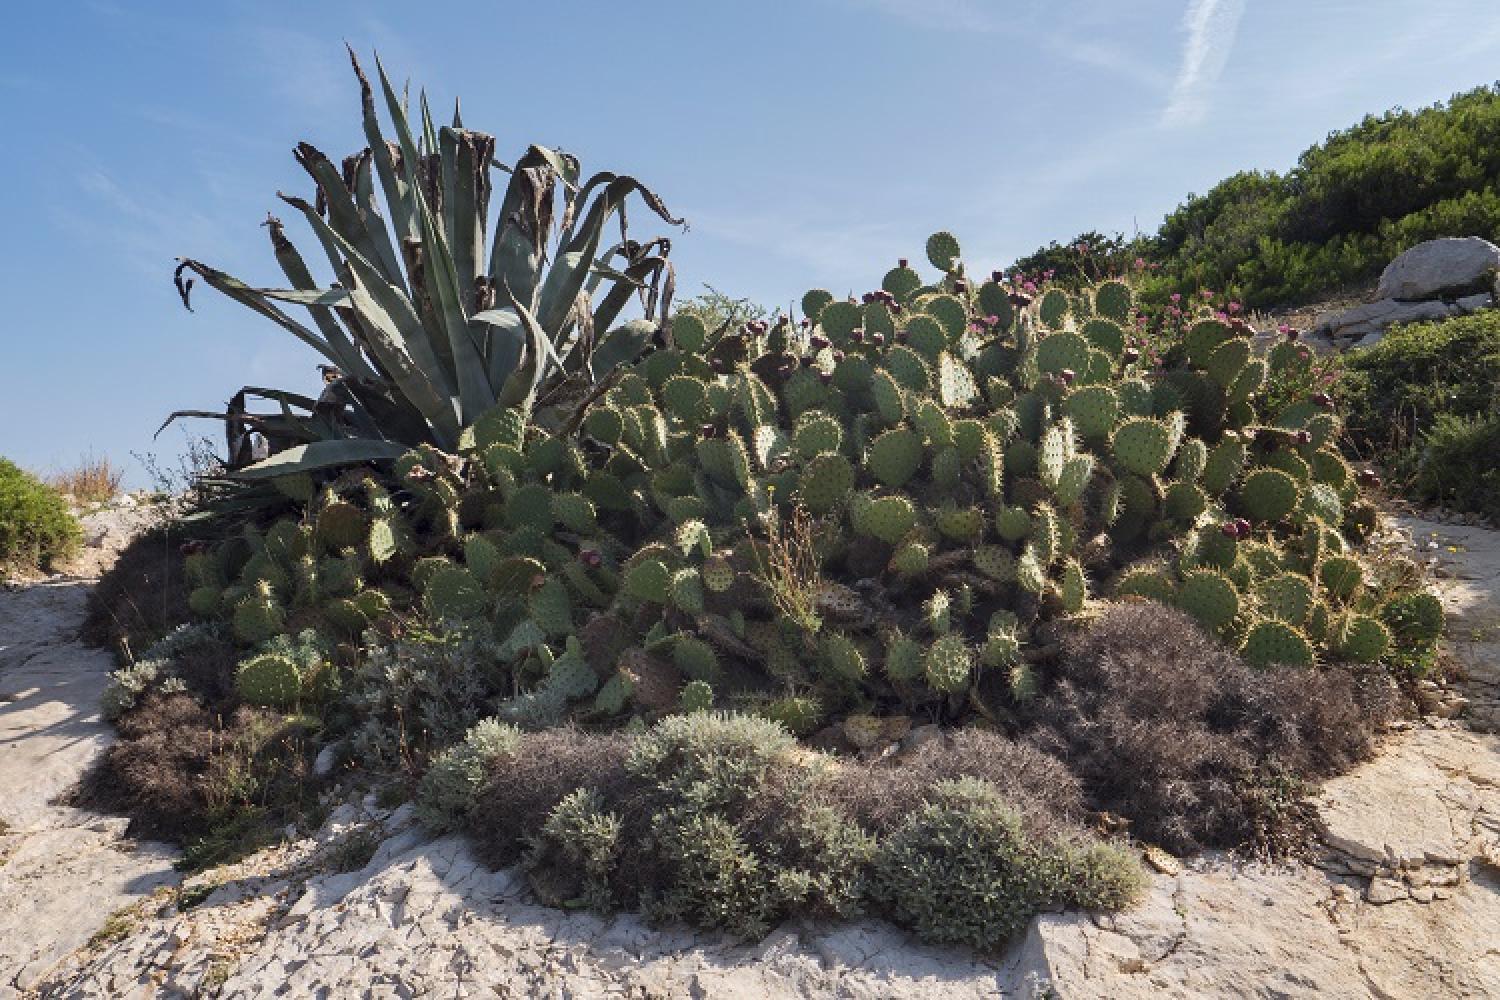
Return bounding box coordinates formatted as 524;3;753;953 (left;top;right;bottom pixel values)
0;503;178;999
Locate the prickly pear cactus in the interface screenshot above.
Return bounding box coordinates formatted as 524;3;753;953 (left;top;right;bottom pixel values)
172;227;1440;737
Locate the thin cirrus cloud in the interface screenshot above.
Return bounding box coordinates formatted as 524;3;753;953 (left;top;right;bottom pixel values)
839;0;1164;91
1161;0;1247;128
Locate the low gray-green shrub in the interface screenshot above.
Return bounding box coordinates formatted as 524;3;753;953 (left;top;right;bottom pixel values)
872;777;1145;951
415;718;523;833
468;712;1141;948
343;629;509;768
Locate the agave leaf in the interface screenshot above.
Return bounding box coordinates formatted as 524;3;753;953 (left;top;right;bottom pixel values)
174;259;347;369
419;90;440;156
344;149;407;304
487;149;558;316
495;281;567;412
589;254;671;348
347;46;415;244
536;176;682;343
256;288;354;307
439;126;463;298
263;217;375;379
294;143;407;293
471;305;527;389
589;319;658;379
375;60;495;424
345;286;462;446
561;171;683;246
333;379;432;445
237;386;324;410
279;193;458;406
442;126;493;316
233;439;410;479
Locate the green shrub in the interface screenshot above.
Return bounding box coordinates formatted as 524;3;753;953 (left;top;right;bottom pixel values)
1406;412;1500;520
872;777;1144;951
0;457;80;571
1341;311;1500;519
415;718;522;833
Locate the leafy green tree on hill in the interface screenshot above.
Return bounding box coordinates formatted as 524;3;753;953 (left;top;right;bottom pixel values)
1017;84;1500;308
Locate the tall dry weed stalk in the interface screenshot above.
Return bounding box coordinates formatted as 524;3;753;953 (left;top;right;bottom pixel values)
49;453;123;504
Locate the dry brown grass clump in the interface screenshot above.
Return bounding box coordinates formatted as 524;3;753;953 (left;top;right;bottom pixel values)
467;727;633;868
48;453;124;505
834;728;1085;843
1028;601;1396;853
77;689;317;861
80;526;190;658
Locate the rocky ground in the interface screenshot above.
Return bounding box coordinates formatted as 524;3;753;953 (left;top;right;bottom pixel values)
2;509;1497;998
0;499;175;999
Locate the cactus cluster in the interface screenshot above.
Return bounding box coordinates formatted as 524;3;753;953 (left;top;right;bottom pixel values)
181;230;1438;728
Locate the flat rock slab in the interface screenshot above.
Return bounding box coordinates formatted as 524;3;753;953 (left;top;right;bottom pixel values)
42;822;1027;999
1022;856;1500;998
1317;726;1500;867
0;530;179;997
1315;297;1457;342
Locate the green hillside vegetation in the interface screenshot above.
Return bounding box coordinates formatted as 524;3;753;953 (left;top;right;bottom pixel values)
1340;310;1500;520
1015;84;1500;308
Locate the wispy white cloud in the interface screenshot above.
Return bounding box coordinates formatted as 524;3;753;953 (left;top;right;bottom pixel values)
1161;0;1247;128
835;0;1163;92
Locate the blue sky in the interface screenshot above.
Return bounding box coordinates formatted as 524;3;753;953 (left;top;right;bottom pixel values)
4;0;1499;486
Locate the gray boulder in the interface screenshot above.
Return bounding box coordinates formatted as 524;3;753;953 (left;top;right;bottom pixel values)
1376;236;1500;300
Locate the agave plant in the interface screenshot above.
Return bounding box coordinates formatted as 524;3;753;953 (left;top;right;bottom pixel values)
169;48;682;478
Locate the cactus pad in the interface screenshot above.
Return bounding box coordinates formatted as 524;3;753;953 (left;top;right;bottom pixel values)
235;653;302;708
1241;619;1314;667
1177;569;1240;632
1240;468;1300;523
1111;417;1175;476
1319;555;1363;600
1337;614;1391;663
925;231;961;271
